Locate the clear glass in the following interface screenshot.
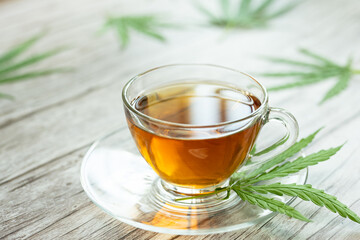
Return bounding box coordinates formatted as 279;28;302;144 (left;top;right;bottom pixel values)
81;64;303;234
80;128;308;235
122;64;299;196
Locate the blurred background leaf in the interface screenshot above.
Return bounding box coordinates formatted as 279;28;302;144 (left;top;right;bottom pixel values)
0;33;72;100
101;15;175;49
198;0;298;29
261;49;360;104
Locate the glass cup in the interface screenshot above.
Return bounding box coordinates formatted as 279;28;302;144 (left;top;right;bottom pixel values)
122;64;298;199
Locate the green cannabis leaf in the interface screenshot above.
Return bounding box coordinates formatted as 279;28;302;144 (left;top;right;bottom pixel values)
262;49;360;103
252;134;288;157
198;0;297;29
246;183;360;223
245;128;322;180
176;129;360;224
233;187;310;222
101;15;172;48
244;145;343;185
0;33;71;100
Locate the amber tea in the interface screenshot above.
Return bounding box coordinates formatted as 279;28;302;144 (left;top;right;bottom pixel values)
125;82;262;189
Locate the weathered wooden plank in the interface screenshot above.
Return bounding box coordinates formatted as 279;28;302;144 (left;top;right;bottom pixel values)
0;0;206;125
1;0;360;239
0;0;358;130
0;144;168;239
0;64;356;200
1;72;359;240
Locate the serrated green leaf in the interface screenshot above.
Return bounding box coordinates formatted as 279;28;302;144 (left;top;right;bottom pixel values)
115;21;129;48
296;191;311;201
261;69;339;78
0;33;44;66
321;70;351;103
103;15;170;48
268;78;327;91
220;0;231;18
0;47;65;76
262;72;319;78
0;68;71;84
262;49;354;103
266;69;341;90
198;0;296;29
246;183;360;224
299;48;338;66
244;159;254;166
238;0;251;16
230;171;247;185
0;34;72;100
176;127;359;225
244;128;322;180
233;188;311;222
253;134;289;157
196;4;218;22
322;198;338;213
250;144;257;155
263;56;324;68
254;0;274;15
247;145;342;184
135;28;165;41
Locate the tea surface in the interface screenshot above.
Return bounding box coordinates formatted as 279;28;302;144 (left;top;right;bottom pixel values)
134;82;260;125
126;82;262;188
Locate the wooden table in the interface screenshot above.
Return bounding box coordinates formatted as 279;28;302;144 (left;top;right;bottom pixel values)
1;0;360;239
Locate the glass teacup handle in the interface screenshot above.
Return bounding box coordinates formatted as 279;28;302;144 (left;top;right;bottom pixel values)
249;107;299;163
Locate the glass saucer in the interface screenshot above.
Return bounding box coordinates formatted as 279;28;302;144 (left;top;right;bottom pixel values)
80;128;308;235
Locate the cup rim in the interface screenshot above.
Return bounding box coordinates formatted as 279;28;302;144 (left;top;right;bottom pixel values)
122;64;269;128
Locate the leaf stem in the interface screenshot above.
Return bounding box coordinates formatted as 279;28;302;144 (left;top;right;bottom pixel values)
175;187;229;202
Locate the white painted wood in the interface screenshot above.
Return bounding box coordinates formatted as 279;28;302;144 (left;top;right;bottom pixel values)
1;0;360;239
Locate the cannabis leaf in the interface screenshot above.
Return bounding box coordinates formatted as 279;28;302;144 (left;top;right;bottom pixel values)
198;0;297;29
233;187;310;222
0;33;71;100
101;15;172;48
245;183;360;223
244;128;322;180
262;49;360;103
176;129;360;224
245;145;343;185
253;134;289;157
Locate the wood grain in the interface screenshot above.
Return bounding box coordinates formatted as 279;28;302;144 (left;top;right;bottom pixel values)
1;0;360;239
